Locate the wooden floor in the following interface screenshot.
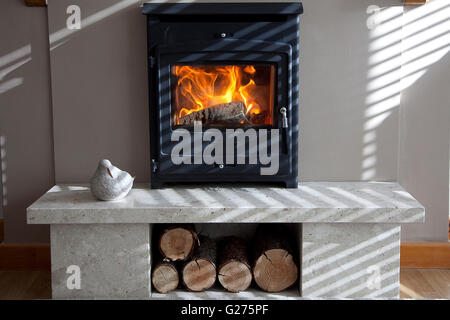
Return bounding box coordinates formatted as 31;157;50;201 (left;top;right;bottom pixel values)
0;269;448;299
400;269;450;299
0;271;51;299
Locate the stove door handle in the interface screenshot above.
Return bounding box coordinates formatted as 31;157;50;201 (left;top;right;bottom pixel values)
279;107;289;154
280;107;288;128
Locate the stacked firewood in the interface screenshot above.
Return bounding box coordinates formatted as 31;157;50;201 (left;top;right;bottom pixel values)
151;224;298;294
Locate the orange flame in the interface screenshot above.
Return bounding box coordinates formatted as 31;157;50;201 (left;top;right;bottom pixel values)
173;65;266;124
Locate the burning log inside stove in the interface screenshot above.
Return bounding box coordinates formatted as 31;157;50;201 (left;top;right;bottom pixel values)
178;101;249;125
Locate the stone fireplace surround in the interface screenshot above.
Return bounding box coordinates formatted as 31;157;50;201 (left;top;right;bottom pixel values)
27;182;424;299
26;0;426;300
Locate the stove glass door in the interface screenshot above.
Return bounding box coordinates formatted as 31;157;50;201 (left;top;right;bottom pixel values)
171;64;275;128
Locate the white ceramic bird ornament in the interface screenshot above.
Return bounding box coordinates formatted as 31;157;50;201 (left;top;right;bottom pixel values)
90;159;135;201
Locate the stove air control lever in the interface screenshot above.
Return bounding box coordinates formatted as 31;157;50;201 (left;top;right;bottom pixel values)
280;107;288;128
217;32;233;38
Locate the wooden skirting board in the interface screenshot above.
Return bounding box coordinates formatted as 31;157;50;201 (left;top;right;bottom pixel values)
404;0;428;5
24;0;47;6
0;219;4;243
0;242;448;270
400;242;450;269
0;244;50;270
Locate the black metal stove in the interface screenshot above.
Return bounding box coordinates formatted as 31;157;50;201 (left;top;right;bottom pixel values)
142;2;303;189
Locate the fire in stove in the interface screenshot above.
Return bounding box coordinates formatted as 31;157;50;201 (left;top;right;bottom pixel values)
171;65;275;127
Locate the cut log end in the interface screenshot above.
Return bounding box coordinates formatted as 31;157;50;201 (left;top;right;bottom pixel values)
152;263;179;294
253;248;298;293
218;260;252;293
160;227;195;261
182;259;217;292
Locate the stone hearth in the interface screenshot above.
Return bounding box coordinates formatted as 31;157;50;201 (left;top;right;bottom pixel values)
27;182;424;299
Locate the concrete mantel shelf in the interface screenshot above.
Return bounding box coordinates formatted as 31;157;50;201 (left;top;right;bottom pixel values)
27;182;424;224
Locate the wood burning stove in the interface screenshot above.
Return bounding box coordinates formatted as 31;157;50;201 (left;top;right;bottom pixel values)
143;2;303;188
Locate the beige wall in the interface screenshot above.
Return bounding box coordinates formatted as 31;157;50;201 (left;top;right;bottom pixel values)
0;0;448;242
48;0;150;183
47;0;402;184
399;5;450;241
300;0;401;181
0;0;54;242
399;52;450;240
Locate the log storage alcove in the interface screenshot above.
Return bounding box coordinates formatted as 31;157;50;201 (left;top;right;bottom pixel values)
27;182;425;299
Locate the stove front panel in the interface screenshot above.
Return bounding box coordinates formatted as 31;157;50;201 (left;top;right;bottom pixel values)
145;7;300;188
